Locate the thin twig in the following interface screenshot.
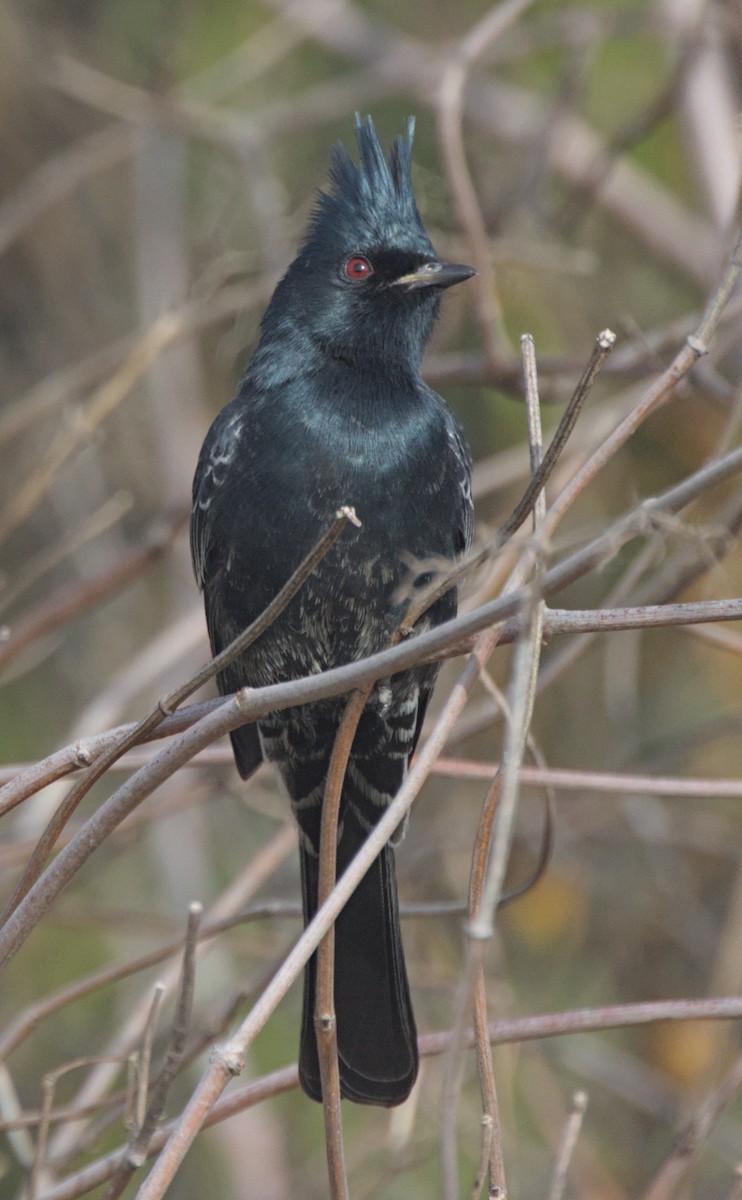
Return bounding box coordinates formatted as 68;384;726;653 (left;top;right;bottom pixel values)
105;904;202;1199
438;632;506;1200
442;330;546;1198
44;829;294;1168
546;1090;588;1200
4;434;742;819
315;687;372;1200
437;0;536;364
470;334;546;942
38;743;742;804
439;948;480;1200
435;759;742;799
123;1058;138;1143
468;1114;494;1200
27;1058;128;1200
34;996;742;1200
0;1064;35;1168
133;986;166;1132
476;668;555;910
129;629;503;1200
400;328;615;634
499;328;615;543
0;509;356;923
5;441;742;970
6;567;742;969
544;225;742;535
0;508;188;674
28;1072;54;1200
471;334;545;1195
642;1050;742;1200
468;774;505;1195
0;315;186;547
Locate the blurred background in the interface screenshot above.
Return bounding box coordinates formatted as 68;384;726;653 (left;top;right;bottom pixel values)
1;0;742;1196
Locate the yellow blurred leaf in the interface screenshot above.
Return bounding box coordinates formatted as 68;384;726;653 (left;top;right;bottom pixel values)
505;873;584;947
650;1020;720;1087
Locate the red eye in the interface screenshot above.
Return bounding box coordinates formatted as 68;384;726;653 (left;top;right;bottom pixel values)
344;255;373;280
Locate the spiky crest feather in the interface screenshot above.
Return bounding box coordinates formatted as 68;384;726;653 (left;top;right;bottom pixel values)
305;114;430;252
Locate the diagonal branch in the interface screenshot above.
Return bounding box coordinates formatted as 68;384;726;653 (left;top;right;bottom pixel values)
129;629;503;1200
34;995;742;1200
3;438;742;971
0;508;356;924
103;903;201;1200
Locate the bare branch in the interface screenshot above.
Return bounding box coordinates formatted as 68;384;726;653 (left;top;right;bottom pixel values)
105;904;201;1199
468;774;506;1196
0;508;188;675
437;0;536;364
0;509;355;922
5;434;742;972
4;428;742;819
315;688;371;1200
131;986;166;1134
130;626;503;1199
35;995;742;1200
0;315;190;547
44;829;294;1168
470;333;546;941
545;226;742;533
400;327;616;633
642;1050;742;1200
547;1090;588;1200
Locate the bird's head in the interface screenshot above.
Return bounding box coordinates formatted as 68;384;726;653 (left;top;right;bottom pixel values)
255;115;475;375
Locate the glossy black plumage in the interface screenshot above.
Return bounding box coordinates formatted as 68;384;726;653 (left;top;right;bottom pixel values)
191;115;474;1106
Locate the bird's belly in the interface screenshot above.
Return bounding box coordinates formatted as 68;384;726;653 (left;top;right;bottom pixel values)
214;412;456;691
241;546;404;689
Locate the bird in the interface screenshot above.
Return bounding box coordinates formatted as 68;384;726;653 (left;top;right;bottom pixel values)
191;114;474;1107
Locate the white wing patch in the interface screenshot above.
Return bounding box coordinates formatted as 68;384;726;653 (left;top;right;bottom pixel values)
196;412;244;513
192;411;244;588
446;423;474;551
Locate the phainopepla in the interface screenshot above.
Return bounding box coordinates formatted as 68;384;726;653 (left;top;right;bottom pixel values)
191;115;474;1107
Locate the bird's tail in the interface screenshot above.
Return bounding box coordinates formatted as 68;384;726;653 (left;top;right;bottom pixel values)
298;820;418;1106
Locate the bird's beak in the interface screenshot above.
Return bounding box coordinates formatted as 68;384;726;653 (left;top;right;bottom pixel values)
393;261;476;291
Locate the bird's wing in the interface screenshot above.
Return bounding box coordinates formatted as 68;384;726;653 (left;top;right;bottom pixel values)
446;415;474;556
190;403;245;592
191;402;265;779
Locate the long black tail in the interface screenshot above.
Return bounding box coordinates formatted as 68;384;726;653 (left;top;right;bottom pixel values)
298;821;418;1106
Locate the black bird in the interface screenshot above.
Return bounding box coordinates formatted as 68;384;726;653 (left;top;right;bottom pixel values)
191;115;474;1106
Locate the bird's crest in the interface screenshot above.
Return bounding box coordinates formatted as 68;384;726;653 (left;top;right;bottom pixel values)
306;114;430;250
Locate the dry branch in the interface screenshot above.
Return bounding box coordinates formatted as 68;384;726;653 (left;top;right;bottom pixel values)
4;437;742;972
32;995;742;1200
0;509;355;923
3;13;742;1195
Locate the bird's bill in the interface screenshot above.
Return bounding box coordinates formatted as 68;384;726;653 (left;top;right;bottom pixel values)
392;260;476;291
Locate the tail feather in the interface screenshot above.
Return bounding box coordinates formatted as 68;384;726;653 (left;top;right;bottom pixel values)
298;823;418;1106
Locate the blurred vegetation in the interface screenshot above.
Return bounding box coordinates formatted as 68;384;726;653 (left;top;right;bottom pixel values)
1;0;742;1197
